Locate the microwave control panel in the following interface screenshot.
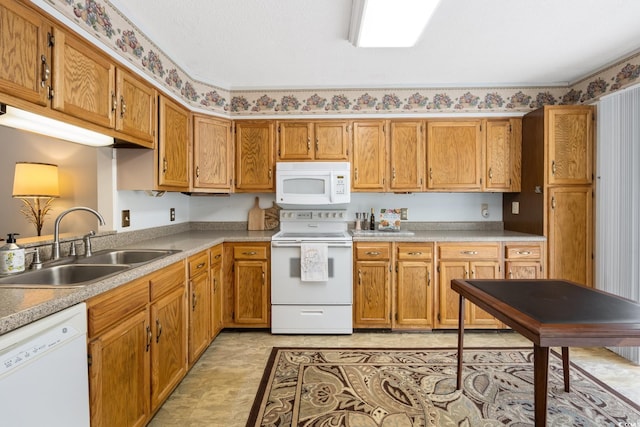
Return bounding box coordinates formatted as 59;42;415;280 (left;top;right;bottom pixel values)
335;174;347;194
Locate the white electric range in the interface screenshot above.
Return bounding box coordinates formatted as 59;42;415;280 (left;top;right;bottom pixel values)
271;209;353;334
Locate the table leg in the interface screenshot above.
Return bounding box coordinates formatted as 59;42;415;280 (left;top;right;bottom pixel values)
533;344;549;427
456;295;465;390
562;347;570;392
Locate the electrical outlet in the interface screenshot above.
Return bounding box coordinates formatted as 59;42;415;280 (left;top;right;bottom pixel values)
481;203;490;218
122;210;130;227
512;201;520;215
400;208;408;220
170;208;176;222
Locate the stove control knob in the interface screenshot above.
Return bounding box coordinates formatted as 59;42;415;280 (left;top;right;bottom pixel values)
332;212;337;217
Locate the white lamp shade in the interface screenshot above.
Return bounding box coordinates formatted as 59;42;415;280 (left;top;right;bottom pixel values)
12;162;60;198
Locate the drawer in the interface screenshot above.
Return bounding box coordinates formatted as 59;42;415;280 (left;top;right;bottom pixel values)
233;245;267;260
87;277;148;338
505;244;542;259
355;243;391;260
397;244;433;260
149;261;186;301
271;305;352;334
188;250;209;278
210;244;223;265
438;243;500;260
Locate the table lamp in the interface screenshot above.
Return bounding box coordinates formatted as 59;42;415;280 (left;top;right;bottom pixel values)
12;162;60;236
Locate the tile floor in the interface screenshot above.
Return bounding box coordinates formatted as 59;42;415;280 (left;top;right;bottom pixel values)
149;330;640;426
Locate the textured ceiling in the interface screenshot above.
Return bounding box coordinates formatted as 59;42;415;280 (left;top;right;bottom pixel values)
109;0;640;90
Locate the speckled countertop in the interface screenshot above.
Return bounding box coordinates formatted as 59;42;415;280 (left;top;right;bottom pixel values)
0;226;543;335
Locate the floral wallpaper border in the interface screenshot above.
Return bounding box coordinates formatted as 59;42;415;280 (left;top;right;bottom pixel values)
41;0;640;117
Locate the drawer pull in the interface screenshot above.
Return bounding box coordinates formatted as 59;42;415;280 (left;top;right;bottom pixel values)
407;251;423;256
213;254;221;260
461;250;478;255
196;262;206;269
192;291;197;310
242;251;257;256
516;251;532;255
365;251;381;256
146;325;152;352
156;319;162;343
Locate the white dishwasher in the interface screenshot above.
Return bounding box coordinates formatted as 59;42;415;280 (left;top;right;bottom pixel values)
0;303;90;427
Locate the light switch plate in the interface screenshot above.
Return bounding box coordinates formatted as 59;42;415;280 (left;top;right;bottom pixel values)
512;201;520;215
122;210;130;227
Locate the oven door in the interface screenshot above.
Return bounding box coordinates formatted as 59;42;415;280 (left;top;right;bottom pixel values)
271;240;352;304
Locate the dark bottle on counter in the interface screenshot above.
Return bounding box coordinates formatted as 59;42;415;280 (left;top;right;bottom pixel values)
369;208;375;230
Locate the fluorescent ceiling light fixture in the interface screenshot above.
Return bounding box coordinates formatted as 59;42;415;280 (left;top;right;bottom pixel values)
349;0;440;48
0;104;114;147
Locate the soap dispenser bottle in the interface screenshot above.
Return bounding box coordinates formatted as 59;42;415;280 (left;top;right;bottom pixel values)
0;233;25;275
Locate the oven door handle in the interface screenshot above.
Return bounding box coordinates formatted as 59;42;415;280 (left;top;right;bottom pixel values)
271;241;352;248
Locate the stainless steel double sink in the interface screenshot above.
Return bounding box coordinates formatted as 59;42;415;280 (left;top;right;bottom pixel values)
0;249;181;288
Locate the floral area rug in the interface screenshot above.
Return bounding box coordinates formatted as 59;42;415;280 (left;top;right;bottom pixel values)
246;347;640;427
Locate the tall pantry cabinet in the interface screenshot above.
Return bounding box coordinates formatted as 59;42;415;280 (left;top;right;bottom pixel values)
503;105;594;287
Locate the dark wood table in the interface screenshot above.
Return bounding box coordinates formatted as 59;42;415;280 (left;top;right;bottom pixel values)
452;279;640;427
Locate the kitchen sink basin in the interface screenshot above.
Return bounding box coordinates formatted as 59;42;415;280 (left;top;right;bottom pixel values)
0;249;181;288
74;249;181;265
0;264;131;288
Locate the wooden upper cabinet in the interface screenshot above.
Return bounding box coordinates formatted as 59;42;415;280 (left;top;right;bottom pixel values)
484;119;512;191
277;120;349;161
51;27;115;128
158;95;190;189
114;68;156;148
0;0;51;106
352;120;386;191
193;115;233;192
389;120;424;191
314;121;349;160
427;120;482;190
546;106;593;185
235;120;275;192
277;121;313;160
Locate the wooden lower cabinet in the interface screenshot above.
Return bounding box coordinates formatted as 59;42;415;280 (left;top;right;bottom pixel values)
87;282;150;427
87;261;187;426
394;243;433;329
187;250;210;366
504;242;545;279
436;243;502;329
223;242;270;327
353;242;392;328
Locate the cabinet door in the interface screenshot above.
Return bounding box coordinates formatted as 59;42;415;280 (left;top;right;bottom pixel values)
51;28;115;128
150;287;187;411
193;115;233;191
547;107;593;185
315;121;349;160
115;68;156;148
389;120;424;191
427;120;482;190
354;260;391;327
506;261;543;279
88;309;150;427
235;121;275;192
210;246;224;338
277;121;313;160
468;261;501;326
548;186;593;286
0;1;50;106
234;260;269;325
158;95;190;188
485;119;512;191
436;261;468;328
352;120;386;191
396;260;432;329
188;271;210;366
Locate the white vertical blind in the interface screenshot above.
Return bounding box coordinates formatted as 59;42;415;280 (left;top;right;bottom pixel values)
596;84;640;364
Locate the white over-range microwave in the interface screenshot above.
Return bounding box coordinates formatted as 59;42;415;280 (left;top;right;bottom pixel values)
276;162;350;205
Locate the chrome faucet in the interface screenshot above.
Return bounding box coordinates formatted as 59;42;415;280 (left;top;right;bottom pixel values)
52;207;106;260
